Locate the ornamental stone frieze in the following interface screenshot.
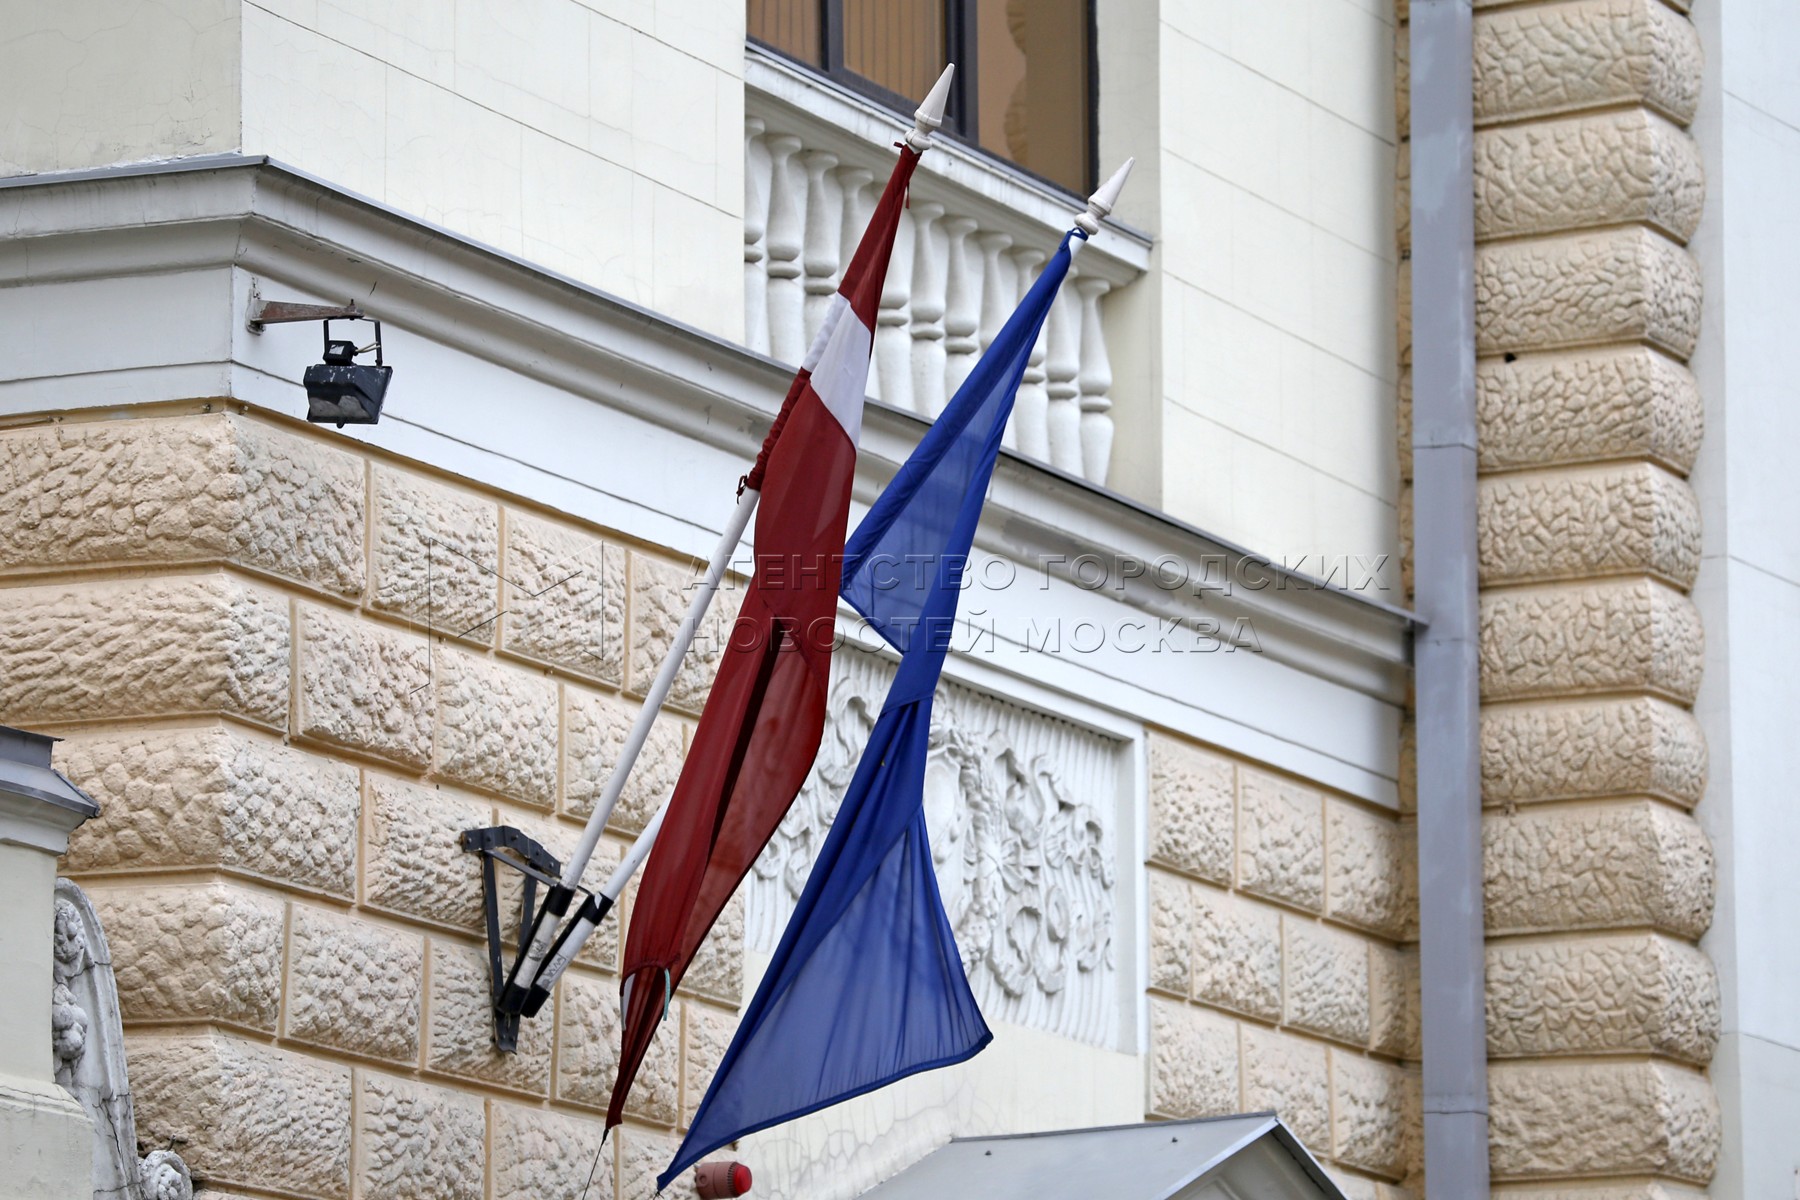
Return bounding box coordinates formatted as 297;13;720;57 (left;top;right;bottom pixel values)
748;642;1123;1048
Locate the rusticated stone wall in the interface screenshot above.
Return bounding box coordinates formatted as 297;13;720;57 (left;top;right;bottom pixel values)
1144;733;1421;1199
0;408;740;1200
1399;0;1719;1193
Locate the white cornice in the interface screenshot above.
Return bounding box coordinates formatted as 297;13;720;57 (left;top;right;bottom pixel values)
0;156;1411;800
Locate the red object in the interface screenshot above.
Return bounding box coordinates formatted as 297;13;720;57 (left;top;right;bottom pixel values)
606;145;921;1131
693;1161;753;1198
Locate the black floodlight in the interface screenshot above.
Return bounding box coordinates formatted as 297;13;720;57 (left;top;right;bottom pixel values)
303;318;392;427
245;292;396;428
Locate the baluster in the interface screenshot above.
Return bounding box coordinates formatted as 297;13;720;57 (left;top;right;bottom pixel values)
1044;265;1083;474
941;216;982;401
1075;277;1115;485
907;201;948;418
763;134;806;364
743;118;772;355
800;150;842;346
1011;247;1050;460
835;166;878;397
976;232;1016;446
874;204;917;413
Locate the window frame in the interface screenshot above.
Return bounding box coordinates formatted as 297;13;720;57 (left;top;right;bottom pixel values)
747;0;1099;198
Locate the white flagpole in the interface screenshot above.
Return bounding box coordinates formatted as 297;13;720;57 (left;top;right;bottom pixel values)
498;64;959;1017
497;486;754;1013
522;152;1140;1011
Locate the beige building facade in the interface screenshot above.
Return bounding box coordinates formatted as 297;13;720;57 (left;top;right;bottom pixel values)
0;0;1792;1197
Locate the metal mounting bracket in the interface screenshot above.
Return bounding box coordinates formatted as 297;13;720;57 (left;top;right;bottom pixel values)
459;825;563;1052
245;281;366;332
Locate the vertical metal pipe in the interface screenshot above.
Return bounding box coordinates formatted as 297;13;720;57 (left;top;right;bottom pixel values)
1409;1;1488;1194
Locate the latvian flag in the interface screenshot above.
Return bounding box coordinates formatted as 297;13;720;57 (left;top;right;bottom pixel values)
606;143;921;1129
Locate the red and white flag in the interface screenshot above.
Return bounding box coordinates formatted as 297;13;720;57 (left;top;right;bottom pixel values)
607;144;921;1128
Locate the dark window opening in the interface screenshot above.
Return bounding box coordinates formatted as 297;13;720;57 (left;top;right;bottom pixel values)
748;0;1096;196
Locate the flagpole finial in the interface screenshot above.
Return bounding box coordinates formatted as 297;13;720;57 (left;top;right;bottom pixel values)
1074;156;1135;235
905;63;956;151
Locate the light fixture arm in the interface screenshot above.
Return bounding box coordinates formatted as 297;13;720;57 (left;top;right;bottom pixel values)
247;294;365;331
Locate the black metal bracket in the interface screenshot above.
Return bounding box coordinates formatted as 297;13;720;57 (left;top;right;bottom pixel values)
460;826;562;1052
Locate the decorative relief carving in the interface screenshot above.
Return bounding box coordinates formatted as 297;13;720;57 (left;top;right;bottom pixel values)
53;879;194;1200
748;645;1123;1046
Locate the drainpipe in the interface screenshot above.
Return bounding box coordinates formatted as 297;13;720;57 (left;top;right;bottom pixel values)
1409;2;1488;1195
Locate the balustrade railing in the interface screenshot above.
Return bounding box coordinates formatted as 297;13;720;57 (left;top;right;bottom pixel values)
744;51;1150;487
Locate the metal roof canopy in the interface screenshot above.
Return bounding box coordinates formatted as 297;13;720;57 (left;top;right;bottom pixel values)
855;1113;1349;1200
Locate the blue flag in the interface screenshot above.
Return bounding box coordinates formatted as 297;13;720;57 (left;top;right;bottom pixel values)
660;231;1084;1189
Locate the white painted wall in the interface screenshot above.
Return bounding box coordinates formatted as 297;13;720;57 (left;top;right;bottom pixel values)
239;0;746;340
1691;4;1800;1197
0;0;241;173
0;0;747;342
1100;0;1400;590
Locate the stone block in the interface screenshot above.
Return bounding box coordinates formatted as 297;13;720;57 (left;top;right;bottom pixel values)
626;551;743;713
1482;697;1707;808
555;971;621;1111
1395;140;1410;258
1486;933;1718;1064
1478;464;1701;589
1241;1025;1330;1153
364;774;492;931
1147;733;1235;885
683;1001;736;1125
681;882;745;1007
61;727;361;897
1331;1052;1417;1181
1396;233;1412;369
1475;229;1702;360
1189;885;1281;1022
1323;1170;1381;1200
433;647;558;806
1476;110;1704;242
616;1125;691;1200
1479;580;1703;704
88;883;284;1031
1396;481;1413;601
563;686;685;835
1488;1060;1719;1182
357;1072;485;1200
1474;0;1702;126
1283;918;1371;1047
1477;347;1702;476
0;574;289;728
502;510;626;686
1484;802;1713;938
285;905;424;1064
0;413;364;595
128;1033;351;1199
1325;801;1414;939
554;972;681;1124
1147;998;1238;1119
1236;769;1324;912
1148;870;1191;997
493;1101;611;1200
1396;717;1416;816
1369;944;1420;1059
370;465;501;643
295;602;433;769
426;938;551;1094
